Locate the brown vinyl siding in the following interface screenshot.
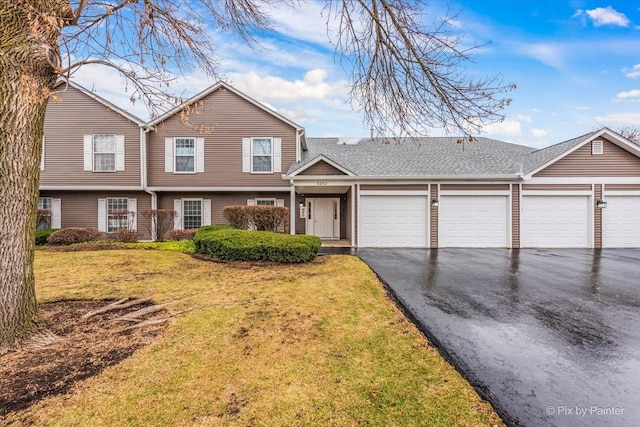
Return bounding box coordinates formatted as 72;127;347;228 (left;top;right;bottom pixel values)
522;184;592;191
158;192;290;226
430;184;438;248
147;88;296;187
595;184;602;248
440;184;510;191
360;184;429;191
605;184;640;191
512;184;520;248
534;137;640;177
42;85;141;186
39;191;152;239
298;160;346;175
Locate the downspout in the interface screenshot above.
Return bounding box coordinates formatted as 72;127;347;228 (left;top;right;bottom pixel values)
142;126;158;240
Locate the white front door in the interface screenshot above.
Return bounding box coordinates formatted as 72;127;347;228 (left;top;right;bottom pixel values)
308;198;339;239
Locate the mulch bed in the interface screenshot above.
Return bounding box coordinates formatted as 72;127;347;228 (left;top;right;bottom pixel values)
0;299;166;419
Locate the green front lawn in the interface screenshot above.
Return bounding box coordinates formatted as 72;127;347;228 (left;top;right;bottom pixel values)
10;250;502;426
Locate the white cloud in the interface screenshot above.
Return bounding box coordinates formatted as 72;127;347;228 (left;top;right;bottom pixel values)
616;89;640;99
530;128;547;138
227;69;348;103
513;113;532;123
483;119;522;137
269;2;339;46
623;64;640;78
517;43;565;69
595;112;640;125
585;6;630;27
527;108;542;113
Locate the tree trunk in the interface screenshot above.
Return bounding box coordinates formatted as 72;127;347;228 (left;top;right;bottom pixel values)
0;2;64;352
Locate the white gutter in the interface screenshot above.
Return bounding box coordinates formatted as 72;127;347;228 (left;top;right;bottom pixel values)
288;174;525;181
146;186;291;192
39;186;144;191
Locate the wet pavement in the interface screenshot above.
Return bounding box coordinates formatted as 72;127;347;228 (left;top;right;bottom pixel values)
356;249;640;427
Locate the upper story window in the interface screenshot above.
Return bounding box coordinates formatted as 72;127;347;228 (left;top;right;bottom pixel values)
252;137;273;173
175;138;196;173
93;134;117;171
84;134;125;172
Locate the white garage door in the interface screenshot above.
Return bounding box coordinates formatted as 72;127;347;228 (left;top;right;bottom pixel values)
439;196;509;247
603;196;640;248
360;195;428;247
521;196;589;248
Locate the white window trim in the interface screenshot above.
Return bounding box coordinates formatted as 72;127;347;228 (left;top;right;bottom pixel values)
251;137;273;174
106;197;130;232
174;137;197;174
255;198;277;206
93;134;118;173
592;139;604;155
182;198;204;229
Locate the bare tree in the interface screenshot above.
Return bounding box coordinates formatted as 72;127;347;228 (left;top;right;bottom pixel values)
0;0;513;352
615;125;640;144
139;209;178;241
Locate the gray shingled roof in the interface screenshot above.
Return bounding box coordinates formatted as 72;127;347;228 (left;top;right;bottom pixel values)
288;137;537;177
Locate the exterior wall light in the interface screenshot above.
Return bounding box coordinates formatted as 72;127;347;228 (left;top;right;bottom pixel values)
431;199;440;208
596;200;607;209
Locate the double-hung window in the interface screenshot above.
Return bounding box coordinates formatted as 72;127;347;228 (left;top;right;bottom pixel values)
252;137;273;173
93;134;117;172
107;198;129;232
175;138;196;173
37;197;52;230
182;200;202;229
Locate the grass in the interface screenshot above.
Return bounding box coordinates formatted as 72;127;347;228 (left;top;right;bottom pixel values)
11;250;503;426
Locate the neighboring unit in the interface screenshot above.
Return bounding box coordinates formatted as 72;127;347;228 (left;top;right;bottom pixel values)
41;81;640;248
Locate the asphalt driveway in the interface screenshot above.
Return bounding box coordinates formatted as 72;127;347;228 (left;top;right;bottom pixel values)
356;249;640;427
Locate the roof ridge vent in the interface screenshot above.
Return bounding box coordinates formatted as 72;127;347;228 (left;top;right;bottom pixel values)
337;138;361;145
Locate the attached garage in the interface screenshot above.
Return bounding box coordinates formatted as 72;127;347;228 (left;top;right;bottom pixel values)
439;195;509;247
603;196;640;248
521;195;590;248
359;195;428;247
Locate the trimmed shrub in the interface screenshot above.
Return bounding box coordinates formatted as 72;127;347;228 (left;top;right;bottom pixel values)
194;227;320;263
164;228;199;241
35;229;56;246
113;229;139;242
223;206;289;232
47;227;101;245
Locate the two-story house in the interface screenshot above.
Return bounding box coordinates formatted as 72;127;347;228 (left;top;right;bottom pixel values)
41;80;640;248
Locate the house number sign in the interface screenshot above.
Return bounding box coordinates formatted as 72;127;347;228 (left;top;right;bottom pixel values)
316;181;327;186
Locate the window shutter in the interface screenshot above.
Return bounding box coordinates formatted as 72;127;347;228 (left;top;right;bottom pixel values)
51;198;61;229
40;135;45;171
196;138;205;172
165;138;174;172
242;138;251;172
116;135;125;171
128;198;137;230
97;199;107;232
84;135;93;171
273;137;282;173
203;199;212;226
276;199;284;207
173;199;182;230
247;199;256;206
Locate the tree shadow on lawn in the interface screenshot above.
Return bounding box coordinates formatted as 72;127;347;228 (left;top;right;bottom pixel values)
0;299;166;419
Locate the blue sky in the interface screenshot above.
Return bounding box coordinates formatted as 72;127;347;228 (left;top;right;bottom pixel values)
73;1;640;149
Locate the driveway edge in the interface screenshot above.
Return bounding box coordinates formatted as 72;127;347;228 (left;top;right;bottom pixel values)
356;254;519;427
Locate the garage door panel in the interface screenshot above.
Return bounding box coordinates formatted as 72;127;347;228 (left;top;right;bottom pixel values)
521;196;589;248
439;196;509;248
360;195;428;247
603;196;640;248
